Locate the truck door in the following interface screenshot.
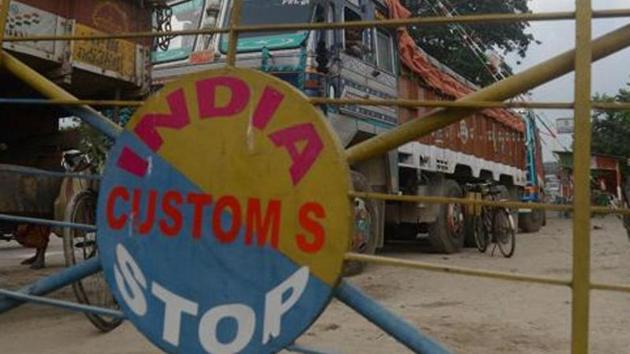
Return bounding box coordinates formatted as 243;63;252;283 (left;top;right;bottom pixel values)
338;1;399;132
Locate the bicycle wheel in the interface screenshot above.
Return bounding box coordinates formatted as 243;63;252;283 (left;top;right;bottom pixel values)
63;190;122;332
494;209;515;258
473;215;488;253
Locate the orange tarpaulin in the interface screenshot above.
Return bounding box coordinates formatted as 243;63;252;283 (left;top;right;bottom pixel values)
385;0;525;132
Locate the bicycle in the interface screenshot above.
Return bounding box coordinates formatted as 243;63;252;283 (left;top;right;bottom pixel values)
466;182;516;258
60;150;122;332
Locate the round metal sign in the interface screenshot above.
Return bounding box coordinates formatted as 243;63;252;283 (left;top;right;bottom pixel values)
97;68;351;353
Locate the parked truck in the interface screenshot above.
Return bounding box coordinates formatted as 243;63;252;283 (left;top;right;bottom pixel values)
150;0;545;256
0;0;162;265
0;0;163;168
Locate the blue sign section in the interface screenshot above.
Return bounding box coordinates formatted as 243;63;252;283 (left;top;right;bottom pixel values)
97;132;333;354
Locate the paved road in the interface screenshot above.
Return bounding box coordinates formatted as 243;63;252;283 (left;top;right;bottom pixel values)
1;216;629;353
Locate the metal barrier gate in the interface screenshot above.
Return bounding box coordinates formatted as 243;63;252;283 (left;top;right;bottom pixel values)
0;0;629;353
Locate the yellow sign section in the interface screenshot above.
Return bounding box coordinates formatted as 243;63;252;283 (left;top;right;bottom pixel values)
72;24;136;79
117;68;352;286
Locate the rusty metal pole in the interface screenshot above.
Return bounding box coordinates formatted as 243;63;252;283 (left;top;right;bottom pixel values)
226;0;243;67
572;1;593;353
0;0;11;66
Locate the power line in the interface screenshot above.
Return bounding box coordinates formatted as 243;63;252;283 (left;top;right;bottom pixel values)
425;0;572;162
427;0;504;83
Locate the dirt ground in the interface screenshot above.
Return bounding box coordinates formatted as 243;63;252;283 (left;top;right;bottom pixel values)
1;214;629;354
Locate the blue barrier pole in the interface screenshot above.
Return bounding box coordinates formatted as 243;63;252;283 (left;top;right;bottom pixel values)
1;51;123;140
0;213;96;231
66;106;122;140
335;281;452;354
0;289;125;319
0;164;101;180
0;257;101;313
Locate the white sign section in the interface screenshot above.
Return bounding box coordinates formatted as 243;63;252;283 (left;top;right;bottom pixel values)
4;1;61;56
556;117;574;134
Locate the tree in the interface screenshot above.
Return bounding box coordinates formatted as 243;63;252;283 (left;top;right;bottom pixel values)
591;83;630;236
401;0;537;87
592;85;630;175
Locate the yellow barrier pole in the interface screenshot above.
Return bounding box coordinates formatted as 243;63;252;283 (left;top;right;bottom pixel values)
345;253;571;287
2;10;630;44
226;0;243;67
572;0;593;353
346;24;630;164
347;191;630;216
0;0;11;66
310;98;576;110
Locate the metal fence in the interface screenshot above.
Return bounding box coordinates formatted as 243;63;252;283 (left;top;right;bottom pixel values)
0;0;629;353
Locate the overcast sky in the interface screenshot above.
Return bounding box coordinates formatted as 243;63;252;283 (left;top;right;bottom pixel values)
506;0;630;162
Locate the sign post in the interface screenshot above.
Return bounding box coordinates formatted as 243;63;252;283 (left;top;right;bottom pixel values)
97;68;352;353
556;117;575;134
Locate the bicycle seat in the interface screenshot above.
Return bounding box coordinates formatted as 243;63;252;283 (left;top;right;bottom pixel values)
465;182;493;195
487;185;503;196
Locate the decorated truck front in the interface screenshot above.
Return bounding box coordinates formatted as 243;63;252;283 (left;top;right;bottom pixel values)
152;0;318;89
151;0;542;256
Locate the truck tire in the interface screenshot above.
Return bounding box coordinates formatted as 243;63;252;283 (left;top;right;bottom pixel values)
428;179;465;254
519;209;544;233
344;171;379;276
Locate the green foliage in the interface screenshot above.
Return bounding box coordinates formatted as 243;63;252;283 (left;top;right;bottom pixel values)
592;85;630;175
77;108;136;171
400;0;537;87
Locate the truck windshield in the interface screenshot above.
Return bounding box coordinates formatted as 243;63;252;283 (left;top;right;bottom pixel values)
153;0;205;63
221;0;314;52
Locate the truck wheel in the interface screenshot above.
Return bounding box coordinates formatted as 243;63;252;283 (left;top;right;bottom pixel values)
428;179;465;253
344;171;379;276
518;209;544;233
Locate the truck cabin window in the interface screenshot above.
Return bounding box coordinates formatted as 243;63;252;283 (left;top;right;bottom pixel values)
220;0;315;52
153;0;205;62
344;7;364;58
376;29;394;73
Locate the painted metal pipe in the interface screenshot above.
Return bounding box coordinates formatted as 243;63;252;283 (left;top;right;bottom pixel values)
347;191;630;216
310;97;575;109
571;1;593;353
0;51;122;140
2;27;230;43
0;164;101;180
0;0;10;57
0;289;125;319
0;213;96;231
0;257;101;313
346;24;630;164
344;253;571;288
0;98;143;107
335;281;452;354
2;10;630;43
226;0;243;66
